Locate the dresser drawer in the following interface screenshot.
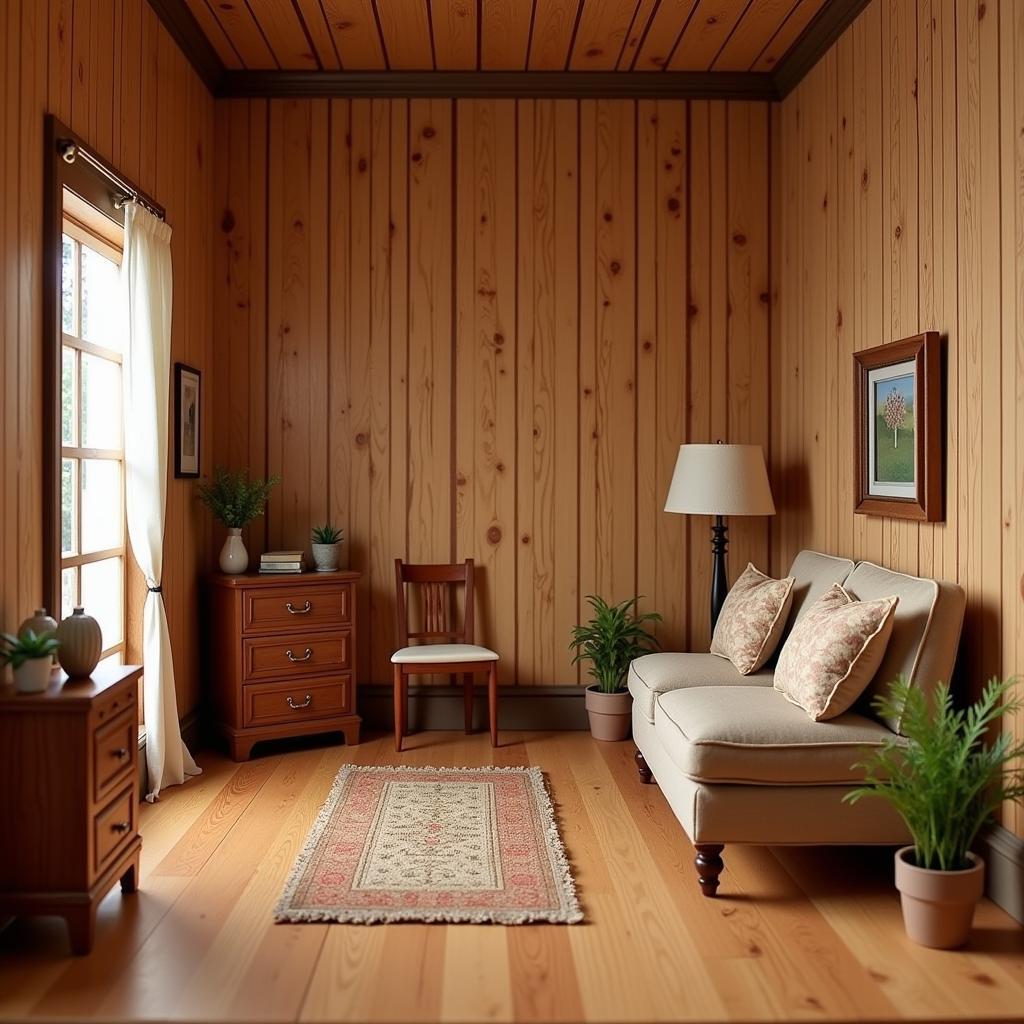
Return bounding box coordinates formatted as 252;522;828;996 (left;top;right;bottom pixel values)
242;584;351;634
93;680;136;728
93;708;136;803
93;786;136;874
242;675;352;727
243;631;351;681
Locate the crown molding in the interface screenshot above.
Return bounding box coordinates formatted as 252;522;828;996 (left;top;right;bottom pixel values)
146;0;224;94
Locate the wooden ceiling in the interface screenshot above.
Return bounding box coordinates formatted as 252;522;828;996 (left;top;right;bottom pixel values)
186;0;825;72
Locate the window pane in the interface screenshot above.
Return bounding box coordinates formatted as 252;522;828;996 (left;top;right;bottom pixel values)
61;458;78;556
81;557;123;647
97;651;124;670
61;235;76;335
61;567;78;620
81;245;121;347
62;347;76;445
81;354;121;450
81;459;121;553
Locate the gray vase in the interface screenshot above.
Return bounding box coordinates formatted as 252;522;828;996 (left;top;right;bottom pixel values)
56;607;103;679
311;542;340;572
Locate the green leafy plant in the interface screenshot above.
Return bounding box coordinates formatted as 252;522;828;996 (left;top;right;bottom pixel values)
1;629;60;670
311;523;344;545
569;596;662;694
197;467;281;529
845;676;1024;871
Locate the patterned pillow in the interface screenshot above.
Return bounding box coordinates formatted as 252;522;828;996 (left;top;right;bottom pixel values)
710;564;795;675
774;584;899;721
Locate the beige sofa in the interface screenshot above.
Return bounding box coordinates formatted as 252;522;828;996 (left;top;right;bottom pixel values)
629;550;966;896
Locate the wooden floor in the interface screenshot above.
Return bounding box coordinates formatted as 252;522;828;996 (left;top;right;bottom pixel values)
1;730;1023;1024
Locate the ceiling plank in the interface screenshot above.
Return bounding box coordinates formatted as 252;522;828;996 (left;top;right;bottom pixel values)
751;0;826;72
247;0;320;68
321;0;387;69
182;0;241;69
633;0;700;71
528;0;582;70
568;0;639;70
616;0;658;69
713;0;795;70
205;0;278;69
481;0;534;70
374;0;434;70
431;0;477;70
293;0;343;69
667;0;748;71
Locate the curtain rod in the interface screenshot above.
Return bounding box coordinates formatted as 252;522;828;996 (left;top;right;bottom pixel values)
57;138;166;222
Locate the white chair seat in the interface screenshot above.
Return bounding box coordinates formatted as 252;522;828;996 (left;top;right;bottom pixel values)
391;644;499;665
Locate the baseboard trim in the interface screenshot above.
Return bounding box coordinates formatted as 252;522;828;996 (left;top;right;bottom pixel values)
979;823;1024;925
359;684;589;732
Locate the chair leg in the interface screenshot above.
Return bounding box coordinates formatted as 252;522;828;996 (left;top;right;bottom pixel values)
463;673;474;734
393;665;405;752
694;844;725;897
488;662;498;747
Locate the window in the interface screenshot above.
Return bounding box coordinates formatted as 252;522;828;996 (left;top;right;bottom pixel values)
60;216;126;670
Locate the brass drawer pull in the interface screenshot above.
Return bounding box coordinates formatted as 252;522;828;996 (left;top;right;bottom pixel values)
286;601;312;615
111;821;131;834
286;647;313;663
111;747;129;760
286;693;313;710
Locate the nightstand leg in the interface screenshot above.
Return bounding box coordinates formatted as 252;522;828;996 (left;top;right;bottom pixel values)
65;902;97;955
121;851;140;894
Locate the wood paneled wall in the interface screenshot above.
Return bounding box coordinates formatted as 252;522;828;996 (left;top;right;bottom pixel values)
0;0;215;716
770;0;1024;836
213;97;771;688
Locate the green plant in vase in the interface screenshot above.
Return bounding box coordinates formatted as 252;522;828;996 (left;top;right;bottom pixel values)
197;466;281;574
311;523;344;573
1;629;60;693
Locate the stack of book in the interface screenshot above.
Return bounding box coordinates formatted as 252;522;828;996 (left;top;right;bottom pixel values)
259;550;306;575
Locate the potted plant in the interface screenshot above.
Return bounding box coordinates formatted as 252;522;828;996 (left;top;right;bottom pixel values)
311;523;344;572
1;629;60;693
846;676;1024;949
197;466;281;574
570;595;661;741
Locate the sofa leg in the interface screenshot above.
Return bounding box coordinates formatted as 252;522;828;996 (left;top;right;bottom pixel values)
634;749;653;784
694;844;725;897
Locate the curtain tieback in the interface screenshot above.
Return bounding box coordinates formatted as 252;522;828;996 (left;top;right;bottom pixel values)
148;584;162;594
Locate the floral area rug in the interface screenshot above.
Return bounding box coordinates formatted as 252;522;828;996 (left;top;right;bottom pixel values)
275;764;583;925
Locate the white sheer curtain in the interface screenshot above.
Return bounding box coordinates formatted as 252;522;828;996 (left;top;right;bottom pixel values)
121;203;200;801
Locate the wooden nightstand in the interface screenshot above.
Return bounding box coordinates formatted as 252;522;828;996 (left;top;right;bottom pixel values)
207;570;361;760
0;664;143;954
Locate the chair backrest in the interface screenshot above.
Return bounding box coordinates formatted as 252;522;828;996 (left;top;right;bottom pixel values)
394;559;475;648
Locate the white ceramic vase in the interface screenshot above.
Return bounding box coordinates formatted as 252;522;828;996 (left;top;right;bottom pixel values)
56;607;102;679
311;542;340;572
220;527;249;574
13;657;54;694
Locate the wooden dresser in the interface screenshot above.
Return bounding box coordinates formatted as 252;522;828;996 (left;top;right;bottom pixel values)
208;571;361;760
0;664;143;954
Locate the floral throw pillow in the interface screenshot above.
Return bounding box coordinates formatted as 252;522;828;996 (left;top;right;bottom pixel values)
774;584;899;721
710;564;795;675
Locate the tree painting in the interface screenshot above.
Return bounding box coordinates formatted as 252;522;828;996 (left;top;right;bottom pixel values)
874;375;915;483
882;387;907;447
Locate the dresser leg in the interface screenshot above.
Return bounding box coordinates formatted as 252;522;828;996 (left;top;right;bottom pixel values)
120;851;140;894
230;736;256;761
340;721;360;745
65;902;97;955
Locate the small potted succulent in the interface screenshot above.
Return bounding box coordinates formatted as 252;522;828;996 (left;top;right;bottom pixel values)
1;629;60;693
197;466;281;574
570;595;661;741
310;523;344;572
846;676;1024;949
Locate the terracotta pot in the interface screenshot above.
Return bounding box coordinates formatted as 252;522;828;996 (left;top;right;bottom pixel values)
219;527;249;574
13;657;54;694
894;846;984;949
18;608;59;664
56;607;103;679
584;685;632;741
311;542;340;572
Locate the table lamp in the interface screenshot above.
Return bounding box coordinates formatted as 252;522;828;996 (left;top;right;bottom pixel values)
664;442;776;631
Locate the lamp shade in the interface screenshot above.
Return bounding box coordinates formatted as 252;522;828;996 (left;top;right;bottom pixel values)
664;444;776;516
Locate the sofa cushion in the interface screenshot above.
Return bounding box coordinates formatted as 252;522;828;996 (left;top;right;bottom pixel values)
710;563;795;674
784;550;857;633
654;686;900;785
844;561;966;732
774;584;899;721
628;653;774;725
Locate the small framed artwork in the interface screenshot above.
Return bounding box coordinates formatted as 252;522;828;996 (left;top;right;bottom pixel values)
854;332;942;521
174;362;201;478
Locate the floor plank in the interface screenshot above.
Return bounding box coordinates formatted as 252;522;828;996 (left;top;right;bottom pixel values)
2;731;1022;1023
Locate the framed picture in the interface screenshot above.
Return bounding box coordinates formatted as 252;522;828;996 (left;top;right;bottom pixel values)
854;332;942;521
174;363;201;478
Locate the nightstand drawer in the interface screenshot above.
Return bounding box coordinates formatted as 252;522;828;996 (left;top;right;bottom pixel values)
93;708;136;803
243;631;351;681
93;786;136;874
242;675;352;727
242;584;351;634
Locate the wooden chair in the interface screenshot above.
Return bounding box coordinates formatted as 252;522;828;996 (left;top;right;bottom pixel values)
391;558;498;751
